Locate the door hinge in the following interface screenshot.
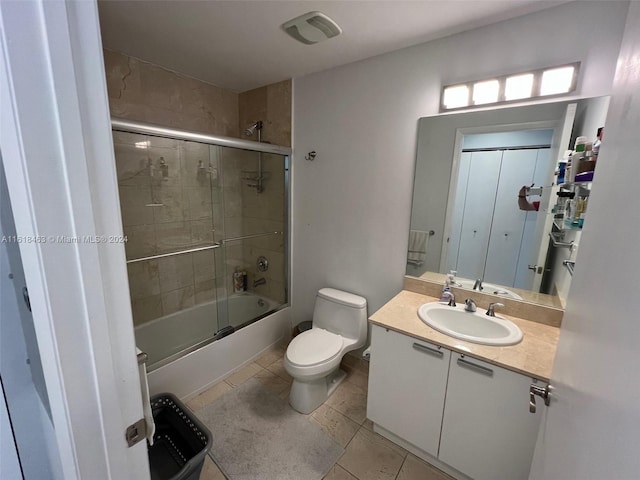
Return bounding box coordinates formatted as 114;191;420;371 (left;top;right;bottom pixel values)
125;418;147;447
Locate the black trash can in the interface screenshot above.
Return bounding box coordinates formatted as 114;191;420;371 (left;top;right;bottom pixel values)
148;393;212;480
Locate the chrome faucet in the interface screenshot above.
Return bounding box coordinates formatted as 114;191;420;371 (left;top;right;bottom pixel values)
253;277;266;287
441;290;456;307
473;279;483;291
464;298;477;312
486;302;504;317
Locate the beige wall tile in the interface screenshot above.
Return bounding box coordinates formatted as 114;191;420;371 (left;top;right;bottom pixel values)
158;253;194;292
104;49;239;137
153;185;186;224
238;79;291;147
155;221;192;253
190;219;214;246
193;249;216;283
131;295;162;326
161;286;195;315
127;261;160;300
123;224;156;260
118;185;154;226
195;279;216;304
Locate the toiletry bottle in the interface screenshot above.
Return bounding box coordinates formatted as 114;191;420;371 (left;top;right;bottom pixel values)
233;268;244;293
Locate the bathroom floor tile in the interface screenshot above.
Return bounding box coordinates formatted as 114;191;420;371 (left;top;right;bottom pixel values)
200;455;225;480
255;347;284;368
344;370;369;390
266;358;291;381
309;404;360;448
341;354;370;375
323;464;358;480
224;362;263;387
337;427;407;480
325;379;368;425
253;368;291;395
186;381;233;411
361;418;374;432
396;454;455;480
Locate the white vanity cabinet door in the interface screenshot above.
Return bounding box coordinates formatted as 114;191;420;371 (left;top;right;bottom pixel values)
367;325;451;456
438;353;542;480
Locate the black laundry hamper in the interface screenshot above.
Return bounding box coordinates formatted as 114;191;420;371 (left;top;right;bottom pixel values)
148;393;212;480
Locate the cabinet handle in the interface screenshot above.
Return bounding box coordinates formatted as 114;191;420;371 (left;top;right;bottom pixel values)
412;342;443;358
457;357;494;376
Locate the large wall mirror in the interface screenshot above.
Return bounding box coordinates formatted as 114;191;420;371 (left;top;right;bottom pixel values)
407;96;609;308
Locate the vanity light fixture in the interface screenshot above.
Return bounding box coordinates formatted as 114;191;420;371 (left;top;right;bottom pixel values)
441;62;579;111
505;73;534;101
443;84;469;109
540;65;576;96
472;79;500;105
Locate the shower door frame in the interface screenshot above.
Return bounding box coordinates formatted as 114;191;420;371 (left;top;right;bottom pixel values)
112;117;292;364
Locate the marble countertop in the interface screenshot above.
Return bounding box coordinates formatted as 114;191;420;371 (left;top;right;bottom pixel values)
369;290;560;381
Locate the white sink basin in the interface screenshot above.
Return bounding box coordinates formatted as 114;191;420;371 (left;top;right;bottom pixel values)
417;302;523;346
457;280;523;300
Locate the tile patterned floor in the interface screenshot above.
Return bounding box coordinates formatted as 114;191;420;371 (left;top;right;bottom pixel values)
190;345;454;480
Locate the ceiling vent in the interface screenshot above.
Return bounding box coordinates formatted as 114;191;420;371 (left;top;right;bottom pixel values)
281;11;342;45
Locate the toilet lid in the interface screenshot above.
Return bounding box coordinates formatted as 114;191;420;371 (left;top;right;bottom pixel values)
287;328;343;367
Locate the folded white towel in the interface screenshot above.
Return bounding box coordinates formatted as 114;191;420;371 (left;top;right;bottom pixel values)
136;347;155;446
407;230;428;266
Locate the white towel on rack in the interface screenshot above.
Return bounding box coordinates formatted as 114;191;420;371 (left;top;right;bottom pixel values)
137;347;155;446
407;230;428;266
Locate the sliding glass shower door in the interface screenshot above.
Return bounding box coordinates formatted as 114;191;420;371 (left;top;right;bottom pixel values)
112;127;289;370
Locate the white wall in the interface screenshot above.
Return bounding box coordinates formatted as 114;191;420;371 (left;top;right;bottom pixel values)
529;3;640;477
292;1;629;322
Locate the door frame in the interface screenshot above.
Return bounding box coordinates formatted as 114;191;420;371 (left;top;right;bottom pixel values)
0;1;149;478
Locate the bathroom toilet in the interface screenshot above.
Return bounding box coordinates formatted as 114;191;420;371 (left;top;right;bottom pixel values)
284;288;367;414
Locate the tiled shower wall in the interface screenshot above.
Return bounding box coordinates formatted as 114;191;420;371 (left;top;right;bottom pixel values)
104;49;290;326
114;131;219;326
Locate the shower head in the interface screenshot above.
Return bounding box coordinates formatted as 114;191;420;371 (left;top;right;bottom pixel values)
244;121;263;137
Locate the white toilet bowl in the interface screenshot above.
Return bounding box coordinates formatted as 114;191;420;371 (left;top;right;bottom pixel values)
284;288;367;414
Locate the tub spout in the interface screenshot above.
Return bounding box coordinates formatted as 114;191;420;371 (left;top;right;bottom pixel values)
254;277;266;287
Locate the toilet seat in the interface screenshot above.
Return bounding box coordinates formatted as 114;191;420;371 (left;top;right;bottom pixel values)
286;328;343;367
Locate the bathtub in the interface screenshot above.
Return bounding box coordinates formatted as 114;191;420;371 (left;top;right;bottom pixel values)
136;293;278;371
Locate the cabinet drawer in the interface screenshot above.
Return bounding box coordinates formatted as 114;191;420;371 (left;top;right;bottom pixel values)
367;325;450;456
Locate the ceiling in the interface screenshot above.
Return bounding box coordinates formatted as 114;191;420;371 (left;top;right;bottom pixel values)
98;1;566;93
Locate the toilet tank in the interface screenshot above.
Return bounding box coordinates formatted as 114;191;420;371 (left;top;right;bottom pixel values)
313;288;367;344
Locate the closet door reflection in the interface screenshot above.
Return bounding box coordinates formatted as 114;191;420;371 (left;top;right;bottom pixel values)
448;147;551;289
451;151;501;280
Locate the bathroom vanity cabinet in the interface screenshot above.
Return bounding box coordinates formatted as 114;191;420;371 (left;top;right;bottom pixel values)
367;325;450;456
367;325;544;480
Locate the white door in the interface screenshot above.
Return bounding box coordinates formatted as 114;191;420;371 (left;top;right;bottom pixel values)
455;151;502;279
1;1;149;479
483;149;538;286
514;148;552;289
446;152;472;273
529;5;640;479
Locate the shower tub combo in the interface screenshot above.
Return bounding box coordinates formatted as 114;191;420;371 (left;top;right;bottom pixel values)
112;118;291;398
